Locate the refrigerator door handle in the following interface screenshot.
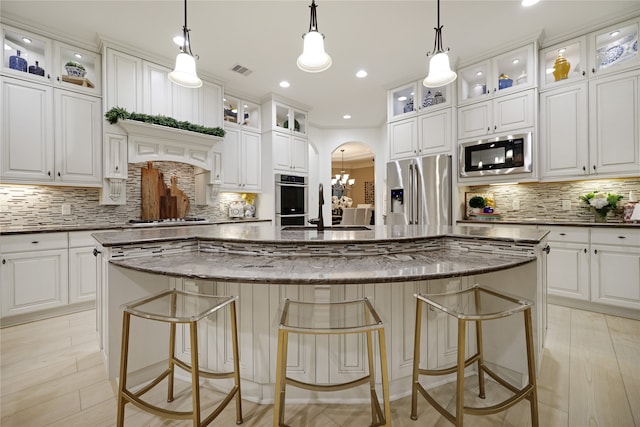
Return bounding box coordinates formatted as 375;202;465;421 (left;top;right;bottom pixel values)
414;162;420;224
408;163;414;224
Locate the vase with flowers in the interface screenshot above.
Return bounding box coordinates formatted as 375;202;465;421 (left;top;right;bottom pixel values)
579;191;623;222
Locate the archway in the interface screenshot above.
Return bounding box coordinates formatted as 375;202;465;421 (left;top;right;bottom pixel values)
330;142;375;225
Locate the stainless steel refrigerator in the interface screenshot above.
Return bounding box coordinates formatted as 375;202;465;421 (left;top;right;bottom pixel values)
386;154;452;226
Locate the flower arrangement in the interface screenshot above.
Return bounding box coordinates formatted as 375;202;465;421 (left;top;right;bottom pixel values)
241;193;256;205
579;191;623;221
331;195;352;211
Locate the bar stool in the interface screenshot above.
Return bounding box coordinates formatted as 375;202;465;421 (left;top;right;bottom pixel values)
274;297;391;427
410;285;538;427
116;289;243;426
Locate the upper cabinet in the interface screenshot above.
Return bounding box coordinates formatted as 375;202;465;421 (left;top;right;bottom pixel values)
588;17;639;78
539;36;588;91
2;24;101;96
457;42;536;106
223;94;261;132
263;100;307;135
387;80;452;122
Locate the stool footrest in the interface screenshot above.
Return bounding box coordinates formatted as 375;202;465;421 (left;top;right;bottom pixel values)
419;352;481;376
415;382;456;424
121;389;196;420
480;363;520;394
173;357;237;380
133;368;172;398
465;384;535;416
286;374;371;392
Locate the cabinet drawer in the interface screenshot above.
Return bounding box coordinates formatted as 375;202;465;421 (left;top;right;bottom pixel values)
1;233;68;253
591;228;640;247
69;231;99;248
544;227;589;243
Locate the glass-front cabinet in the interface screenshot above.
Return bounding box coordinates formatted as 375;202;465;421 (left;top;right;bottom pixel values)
223;95;260;131
589;17;639;77
458;42;536;105
539;36;588;91
387;80;452;122
274;102;307;135
2;24;101;95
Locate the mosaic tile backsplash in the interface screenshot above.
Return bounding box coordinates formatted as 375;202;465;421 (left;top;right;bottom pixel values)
0;162;253;228
465;178;640;223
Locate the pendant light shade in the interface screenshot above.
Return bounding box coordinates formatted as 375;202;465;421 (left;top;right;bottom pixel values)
423;0;457;88
297;0;332;73
169;0;202;88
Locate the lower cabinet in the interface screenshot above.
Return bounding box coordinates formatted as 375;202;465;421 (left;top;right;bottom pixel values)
0;231;98;325
590;228;640;311
546;227;590;300
1;233;68;318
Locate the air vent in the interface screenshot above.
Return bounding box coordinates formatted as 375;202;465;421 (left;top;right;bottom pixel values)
231;64;252;76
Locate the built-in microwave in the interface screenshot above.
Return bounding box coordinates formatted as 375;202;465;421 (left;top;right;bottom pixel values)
459;132;532;178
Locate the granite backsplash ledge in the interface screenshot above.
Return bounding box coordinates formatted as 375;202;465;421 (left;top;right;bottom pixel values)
464;178;640;222
0;162;256;229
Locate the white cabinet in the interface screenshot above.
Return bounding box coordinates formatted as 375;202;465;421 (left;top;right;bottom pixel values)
387;80;452;122
273;132;308;173
588;17;640;79
539;82;589;178
68;231;98;304
221;127;261;191
457;42;536;106
1;233;68;318
458;89;535;140
269;102;307;135
142;61;172;116
588;70;640;176
389;108;452;160
546;227;590;301
388;118;417;159
590;228;640;311
223;95;260;131
539;36;588;92
105;47;142;113
0;76;102;186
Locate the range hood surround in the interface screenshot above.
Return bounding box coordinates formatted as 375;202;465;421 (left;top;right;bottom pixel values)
117;119;223;171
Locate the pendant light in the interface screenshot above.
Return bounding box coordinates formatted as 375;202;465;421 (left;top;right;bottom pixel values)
297;0;332;73
423;0;457;88
168;0;202;88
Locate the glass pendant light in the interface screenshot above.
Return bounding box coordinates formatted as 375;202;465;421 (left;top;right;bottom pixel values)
423;0;457;88
297;0;332;73
169;0;202;88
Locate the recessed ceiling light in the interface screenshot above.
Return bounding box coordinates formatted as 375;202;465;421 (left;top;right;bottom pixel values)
355;70;367;78
521;0;539;7
545;68;554;74
343;115;351;119
74;53;82;59
398;96;407;101
558;48;566;54
610;31;620;37
279;81;290;88
476;71;483;76
512;59;520;65
22;37;32;44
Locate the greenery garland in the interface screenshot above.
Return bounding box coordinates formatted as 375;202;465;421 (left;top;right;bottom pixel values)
105;107;225;138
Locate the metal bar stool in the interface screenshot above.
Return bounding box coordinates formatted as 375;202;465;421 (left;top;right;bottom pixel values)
116;289;243;426
274;297;391;427
410;285;538;427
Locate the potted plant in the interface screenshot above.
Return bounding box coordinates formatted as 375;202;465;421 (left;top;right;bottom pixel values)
468;196;486;214
65;60;86;78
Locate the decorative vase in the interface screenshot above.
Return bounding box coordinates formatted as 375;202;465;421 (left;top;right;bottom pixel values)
434;91;445;104
423;91;434;107
498;74;513;90
9;50;27;72
65;65;86;78
553;54;571;81
403;98;414;113
594;209;608;223
28;60;45;76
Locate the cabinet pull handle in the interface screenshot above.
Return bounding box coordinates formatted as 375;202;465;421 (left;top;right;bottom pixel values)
544;245;550;254
115;166;119;171
31;241;39;244
487;127;491;132
592;165;596;171
93;248;102;257
617;236;626;239
582;166;586;171
592;68;596;74
48;171;52;177
582;71;586;76
57;76;60;82
2;259;5;265
559;233;566;236
594;249;598;254
57;172;61;177
47;74;51;79
584;248;587;253
494;125;497;130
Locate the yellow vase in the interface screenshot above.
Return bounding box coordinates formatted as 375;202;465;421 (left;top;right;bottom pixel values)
553;55;571;81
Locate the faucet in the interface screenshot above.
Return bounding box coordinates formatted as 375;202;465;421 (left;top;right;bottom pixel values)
308;183;325;231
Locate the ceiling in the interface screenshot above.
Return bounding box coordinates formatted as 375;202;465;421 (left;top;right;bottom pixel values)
2;1;639;133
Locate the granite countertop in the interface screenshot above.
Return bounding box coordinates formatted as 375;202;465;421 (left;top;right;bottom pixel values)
92;223;549;247
109;246;535;284
0;218;270;235
458;219;640;228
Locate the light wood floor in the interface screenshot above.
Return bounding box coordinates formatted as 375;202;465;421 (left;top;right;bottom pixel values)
1;304;638;426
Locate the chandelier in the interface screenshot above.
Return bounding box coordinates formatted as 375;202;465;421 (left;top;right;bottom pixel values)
331;149;355;193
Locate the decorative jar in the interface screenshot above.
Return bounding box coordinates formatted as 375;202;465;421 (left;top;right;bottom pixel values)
28;61;45;76
498;74;513;90
553;54;571;81
9;50;27;72
65;65;86;78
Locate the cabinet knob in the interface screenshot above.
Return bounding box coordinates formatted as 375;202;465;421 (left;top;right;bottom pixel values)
582;71;586;76
93;248;102;257
47;74;51;79
115;166;119;171
592;165;596;171
31;241;39;244
487;127;491;132
592;68;596;74
582;166;586;171
544;245;550;254
559;232;566;236
594;249;598;254
57;172;61;177
494;125;497;130
2;259;5;265
48;171;52;177
57;76;60;82
584;248;587;253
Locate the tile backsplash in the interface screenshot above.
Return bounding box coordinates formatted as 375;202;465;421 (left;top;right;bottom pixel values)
0;162;254;229
465;178;640;222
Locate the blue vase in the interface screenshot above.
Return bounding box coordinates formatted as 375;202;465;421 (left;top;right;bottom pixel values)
9;50;27;72
28;60;45;77
498;74;513;90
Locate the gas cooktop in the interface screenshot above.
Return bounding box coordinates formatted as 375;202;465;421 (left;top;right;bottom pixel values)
127;218;209;227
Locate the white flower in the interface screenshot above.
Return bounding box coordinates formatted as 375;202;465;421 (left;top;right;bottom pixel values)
589;193;609;209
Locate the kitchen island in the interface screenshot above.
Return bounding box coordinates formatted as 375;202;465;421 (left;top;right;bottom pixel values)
92;223;549;403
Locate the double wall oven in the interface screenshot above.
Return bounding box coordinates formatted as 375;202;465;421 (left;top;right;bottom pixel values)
275;174;308;226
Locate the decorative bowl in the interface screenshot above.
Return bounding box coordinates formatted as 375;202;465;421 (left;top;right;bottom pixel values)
65;66;86;78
